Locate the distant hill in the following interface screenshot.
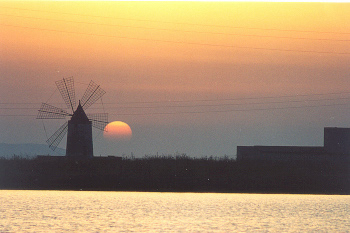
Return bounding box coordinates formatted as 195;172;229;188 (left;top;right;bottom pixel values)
0;143;65;158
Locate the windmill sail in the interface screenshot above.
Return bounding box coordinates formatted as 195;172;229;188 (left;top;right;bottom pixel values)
55;77;76;112
87;113;108;131
38;77;108;155
80;80;106;110
37;103;71;119
46;121;68;151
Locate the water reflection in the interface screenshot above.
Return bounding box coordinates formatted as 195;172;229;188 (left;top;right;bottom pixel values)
1;190;349;232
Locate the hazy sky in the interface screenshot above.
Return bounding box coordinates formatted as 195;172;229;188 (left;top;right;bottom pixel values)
1;2;350;157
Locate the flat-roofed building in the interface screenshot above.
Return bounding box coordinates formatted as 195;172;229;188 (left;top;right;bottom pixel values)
324;127;350;155
237;127;350;161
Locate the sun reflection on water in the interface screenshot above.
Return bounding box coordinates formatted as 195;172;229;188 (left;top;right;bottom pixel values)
1;190;349;232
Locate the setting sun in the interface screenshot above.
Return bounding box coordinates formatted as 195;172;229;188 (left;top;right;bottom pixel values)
104;121;132;142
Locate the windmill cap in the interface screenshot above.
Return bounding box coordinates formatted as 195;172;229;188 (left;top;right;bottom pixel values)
70;102;90;124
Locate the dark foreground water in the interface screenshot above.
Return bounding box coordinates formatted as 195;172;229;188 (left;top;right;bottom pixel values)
1;190;349;232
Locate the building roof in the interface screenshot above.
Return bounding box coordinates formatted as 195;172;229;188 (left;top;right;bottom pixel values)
70;102;90;124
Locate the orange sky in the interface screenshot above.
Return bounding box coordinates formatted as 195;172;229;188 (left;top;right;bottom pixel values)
1;2;349;95
1;2;350;157
2;3;349;57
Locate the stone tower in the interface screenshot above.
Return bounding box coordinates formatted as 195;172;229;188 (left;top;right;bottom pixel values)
66;102;93;158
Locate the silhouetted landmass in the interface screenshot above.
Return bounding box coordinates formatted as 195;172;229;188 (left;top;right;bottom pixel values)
0;143;65;158
0;154;349;194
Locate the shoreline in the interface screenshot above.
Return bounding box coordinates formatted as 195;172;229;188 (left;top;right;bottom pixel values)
1;155;349;195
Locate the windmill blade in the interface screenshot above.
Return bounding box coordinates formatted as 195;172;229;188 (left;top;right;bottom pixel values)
87;113;108;131
55;77;76;112
46;121;68;151
80;80;106;110
37;103;71;119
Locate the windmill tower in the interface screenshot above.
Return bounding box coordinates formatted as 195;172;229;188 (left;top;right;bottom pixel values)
37;77;108;159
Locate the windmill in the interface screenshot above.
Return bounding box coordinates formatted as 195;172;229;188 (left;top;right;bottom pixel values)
37;77;108;158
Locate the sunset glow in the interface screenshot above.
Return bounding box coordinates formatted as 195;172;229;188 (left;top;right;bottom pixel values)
1;2;350;157
1;2;349;99
104;121;132;142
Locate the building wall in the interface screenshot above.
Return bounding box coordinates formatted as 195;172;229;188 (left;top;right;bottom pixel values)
236;146;257;161
324;127;350;155
237;127;350;161
66;120;93;158
237;146;328;161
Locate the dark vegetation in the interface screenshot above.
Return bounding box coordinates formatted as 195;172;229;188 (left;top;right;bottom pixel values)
1;154;349;194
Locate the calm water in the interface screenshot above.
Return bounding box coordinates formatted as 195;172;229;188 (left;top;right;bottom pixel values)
0;190;349;232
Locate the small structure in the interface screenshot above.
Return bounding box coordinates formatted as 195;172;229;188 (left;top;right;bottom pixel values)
37;77;108;159
237;127;350;161
66;102;93;158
